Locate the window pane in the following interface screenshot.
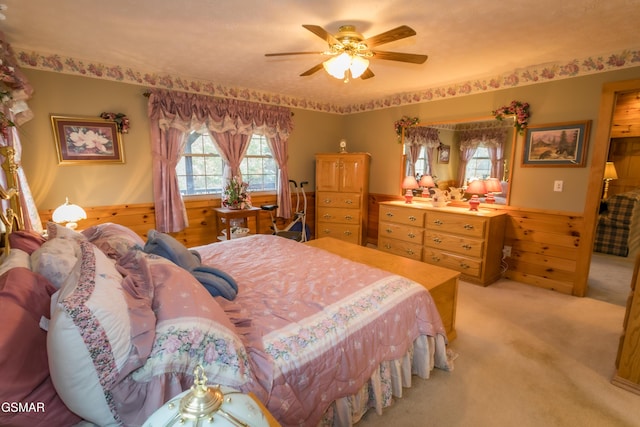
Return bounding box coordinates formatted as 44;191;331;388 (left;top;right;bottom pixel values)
177;132;277;195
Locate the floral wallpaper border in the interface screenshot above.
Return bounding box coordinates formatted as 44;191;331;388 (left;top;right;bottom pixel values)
15;47;640;114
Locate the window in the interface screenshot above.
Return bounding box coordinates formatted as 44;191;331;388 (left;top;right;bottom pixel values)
464;145;491;183
177;132;277;195
404;145;429;176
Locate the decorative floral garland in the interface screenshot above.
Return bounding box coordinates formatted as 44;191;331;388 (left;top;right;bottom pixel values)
100;112;130;133
492;101;530;134
393;116;420;142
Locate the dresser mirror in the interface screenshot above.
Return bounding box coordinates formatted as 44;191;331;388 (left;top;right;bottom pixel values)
401;115;517;206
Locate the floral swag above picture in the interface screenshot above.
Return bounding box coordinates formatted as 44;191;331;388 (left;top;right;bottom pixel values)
394;115;420;142
492;100;530;134
100;112;130;133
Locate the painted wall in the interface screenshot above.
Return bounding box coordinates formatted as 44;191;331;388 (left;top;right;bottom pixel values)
18;66;640;213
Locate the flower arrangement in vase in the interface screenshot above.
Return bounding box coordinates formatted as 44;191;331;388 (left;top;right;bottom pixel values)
222;176;251;209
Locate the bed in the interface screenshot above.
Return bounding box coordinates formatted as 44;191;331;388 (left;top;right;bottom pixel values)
0;172;458;426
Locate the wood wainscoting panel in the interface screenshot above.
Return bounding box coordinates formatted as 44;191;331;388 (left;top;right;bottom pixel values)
39;192;316;249
503;208;584;295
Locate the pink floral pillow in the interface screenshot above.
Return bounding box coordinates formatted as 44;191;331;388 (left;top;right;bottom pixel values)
0;267;82;427
82;222;144;260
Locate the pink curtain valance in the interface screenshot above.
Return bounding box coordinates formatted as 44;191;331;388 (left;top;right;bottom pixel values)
404;126;441;147
147;89;293;139
458;128;508;149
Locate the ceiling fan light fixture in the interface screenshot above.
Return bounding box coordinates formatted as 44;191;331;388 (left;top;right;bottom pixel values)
323;52;350;79
323;53;369;81
350;55;369;79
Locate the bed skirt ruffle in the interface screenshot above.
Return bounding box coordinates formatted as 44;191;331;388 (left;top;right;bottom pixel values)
318;334;452;426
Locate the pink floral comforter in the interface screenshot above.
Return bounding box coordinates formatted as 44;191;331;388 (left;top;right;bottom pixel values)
194;235;448;426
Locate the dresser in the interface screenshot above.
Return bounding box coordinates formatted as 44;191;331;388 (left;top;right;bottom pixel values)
612;254;640;395
315;153;370;245
378;201;507;286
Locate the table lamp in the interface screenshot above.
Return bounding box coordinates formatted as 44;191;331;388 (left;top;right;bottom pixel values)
484;178;502;204
602;161;618;199
466;180;487;211
143;365;269;427
402;175;419;203
52;197;87;229
419;175;436;197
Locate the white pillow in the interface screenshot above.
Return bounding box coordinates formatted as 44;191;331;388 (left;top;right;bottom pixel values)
0;248;31;275
48;240;129;426
31;237;81;289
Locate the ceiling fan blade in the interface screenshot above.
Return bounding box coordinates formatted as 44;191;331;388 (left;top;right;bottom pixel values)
265;51;324;57
360;68;375;80
371;50;428;64
364;25;417;48
302;24;341;46
300;63;324;76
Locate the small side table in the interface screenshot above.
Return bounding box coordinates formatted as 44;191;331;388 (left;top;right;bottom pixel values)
214;206;261;240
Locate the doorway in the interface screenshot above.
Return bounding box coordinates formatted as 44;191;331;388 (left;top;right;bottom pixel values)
584;79;640;303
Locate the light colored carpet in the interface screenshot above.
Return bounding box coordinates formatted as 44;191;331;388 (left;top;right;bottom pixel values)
588;252;635;306
358;277;640;427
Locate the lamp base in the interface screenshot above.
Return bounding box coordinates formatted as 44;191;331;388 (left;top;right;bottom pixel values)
404;189;414;204
484;193;496;204
468;195;481;211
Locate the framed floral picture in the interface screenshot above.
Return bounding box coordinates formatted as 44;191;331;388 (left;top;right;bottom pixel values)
51;115;124;164
438;144;451;164
522;120;591;167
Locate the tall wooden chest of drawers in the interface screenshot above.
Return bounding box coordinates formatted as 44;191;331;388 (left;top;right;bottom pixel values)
315;153;370;245
378;201;507;286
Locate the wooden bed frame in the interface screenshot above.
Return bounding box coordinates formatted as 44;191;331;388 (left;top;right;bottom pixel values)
306;237;459;341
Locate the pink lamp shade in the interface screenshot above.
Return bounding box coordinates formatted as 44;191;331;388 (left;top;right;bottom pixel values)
484;178;502;204
419;175;435;188
465;180;487;211
402;175;419;204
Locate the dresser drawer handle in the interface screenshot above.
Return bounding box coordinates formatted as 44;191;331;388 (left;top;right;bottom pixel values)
385;228;393;234
408;232;416;239
462;244;472;250
344;215;353;221
406;249;414;255
343;230;352;236
409;216;417;222
386;212;394;218
431;255;441;262
460;263;471;269
464;224;474;230
432;237;442;244
433;219;443;226
384;243;392;249
323;199;332;204
345;199;353;204
323;229;331;234
323;214;332;219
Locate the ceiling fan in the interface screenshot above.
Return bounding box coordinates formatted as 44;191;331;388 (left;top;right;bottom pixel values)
265;24;428;82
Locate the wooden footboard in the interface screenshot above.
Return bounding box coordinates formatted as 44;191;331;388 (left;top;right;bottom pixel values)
306;237;459;341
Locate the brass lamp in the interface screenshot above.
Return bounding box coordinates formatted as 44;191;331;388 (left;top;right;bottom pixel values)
602;161;618;199
52;197;87;229
466;180;487;211
143;365;269;427
402;175;419;204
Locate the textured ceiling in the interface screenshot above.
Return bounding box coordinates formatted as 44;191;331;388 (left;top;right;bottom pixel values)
2;0;640;110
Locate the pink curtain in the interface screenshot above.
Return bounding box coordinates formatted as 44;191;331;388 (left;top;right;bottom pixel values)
208;131;251;182
147;89;293;232
266;134;291;218
0;32;42;232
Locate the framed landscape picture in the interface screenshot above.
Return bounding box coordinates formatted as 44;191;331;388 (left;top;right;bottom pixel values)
522;120;591;167
51;115;124;165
